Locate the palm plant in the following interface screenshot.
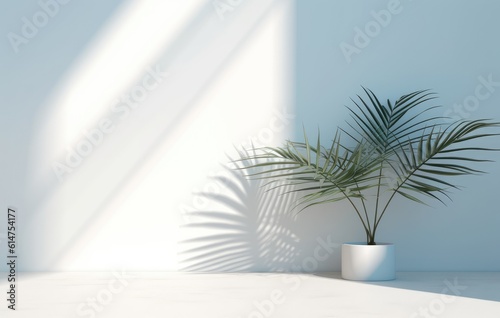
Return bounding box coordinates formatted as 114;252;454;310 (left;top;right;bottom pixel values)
236;88;499;245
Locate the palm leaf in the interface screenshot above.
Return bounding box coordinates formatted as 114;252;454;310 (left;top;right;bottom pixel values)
235;88;499;245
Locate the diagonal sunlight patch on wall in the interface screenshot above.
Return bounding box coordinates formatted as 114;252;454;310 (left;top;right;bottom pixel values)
25;0;296;271
59;1;206;144
22;0;212;271
23;0;208;218
32;0;206;187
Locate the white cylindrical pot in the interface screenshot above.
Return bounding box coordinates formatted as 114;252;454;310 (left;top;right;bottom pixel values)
341;242;395;281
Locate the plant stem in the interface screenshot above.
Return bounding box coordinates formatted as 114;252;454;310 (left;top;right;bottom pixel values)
322;172;370;237
374;190;397;233
355;180;371;237
343;190;370;237
371;161;384;244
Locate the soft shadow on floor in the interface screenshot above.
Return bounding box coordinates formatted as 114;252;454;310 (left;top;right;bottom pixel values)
313;272;500;302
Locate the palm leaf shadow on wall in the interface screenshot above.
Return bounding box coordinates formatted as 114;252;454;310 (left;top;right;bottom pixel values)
178;159;301;272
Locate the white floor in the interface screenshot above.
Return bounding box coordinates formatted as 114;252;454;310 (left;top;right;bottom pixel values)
1;272;499;317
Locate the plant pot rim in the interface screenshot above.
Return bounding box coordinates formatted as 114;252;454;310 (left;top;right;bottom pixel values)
343;242;394;246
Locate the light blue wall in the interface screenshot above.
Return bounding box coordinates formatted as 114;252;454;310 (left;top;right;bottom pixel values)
293;0;500;270
1;0;499;272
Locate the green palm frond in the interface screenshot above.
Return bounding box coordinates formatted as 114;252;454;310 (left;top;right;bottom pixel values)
387;120;499;202
236;130;380;197
235;88;500;245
